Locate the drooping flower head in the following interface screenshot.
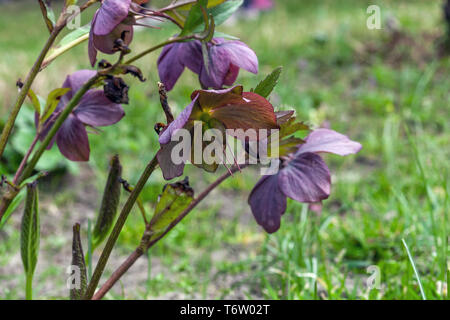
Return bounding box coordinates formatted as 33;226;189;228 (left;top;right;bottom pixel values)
158;38;258;91
157;85;278;180
38;70;125;161
88;0;153;66
248;129;362;233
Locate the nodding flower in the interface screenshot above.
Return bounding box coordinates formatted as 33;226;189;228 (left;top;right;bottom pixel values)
157;85;278;180
248;129;362;233
37;70;125;161
157;38;258;91
88;0;155;67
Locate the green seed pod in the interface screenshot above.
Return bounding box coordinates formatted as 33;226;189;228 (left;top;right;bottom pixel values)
70;223;87;300
20;182;40;300
92;155;122;249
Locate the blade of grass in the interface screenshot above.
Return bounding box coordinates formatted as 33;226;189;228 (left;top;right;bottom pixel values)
402;238;426;300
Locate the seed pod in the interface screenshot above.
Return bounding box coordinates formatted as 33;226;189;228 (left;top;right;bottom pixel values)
20;182;40;300
92;155;122;249
70;223;87;300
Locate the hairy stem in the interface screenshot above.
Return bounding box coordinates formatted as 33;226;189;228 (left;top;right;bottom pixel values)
84;156;159;299
91;165;245;300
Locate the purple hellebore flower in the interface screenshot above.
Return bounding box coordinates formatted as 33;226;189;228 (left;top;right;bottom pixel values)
157;38;258;91
248;129;362;233
39;70;125;162
157;85;279;180
89;0;134;67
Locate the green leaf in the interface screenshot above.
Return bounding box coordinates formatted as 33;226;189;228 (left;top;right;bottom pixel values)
27;89;41;116
207;0;243;26
20;183;40;300
213;31;240;40
0;190;26;230
41;87;71;124
179;0;208;37
253;66;283;98
149;179;194;241
70;223;88;300
92;155;122;249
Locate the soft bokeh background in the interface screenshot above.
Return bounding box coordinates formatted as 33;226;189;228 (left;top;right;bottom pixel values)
0;0;448;299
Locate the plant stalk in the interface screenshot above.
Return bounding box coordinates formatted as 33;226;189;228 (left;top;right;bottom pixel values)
91;165;245;300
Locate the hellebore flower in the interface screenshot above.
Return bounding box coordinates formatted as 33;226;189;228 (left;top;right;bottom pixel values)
248;129;362;233
89;0;135;67
157;38;258;91
157;85;278;180
38;70;125;161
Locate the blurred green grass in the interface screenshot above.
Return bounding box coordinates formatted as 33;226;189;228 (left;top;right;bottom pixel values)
0;0;449;299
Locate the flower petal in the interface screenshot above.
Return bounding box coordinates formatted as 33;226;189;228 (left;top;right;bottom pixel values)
248;174;287;233
157;43;186;91
210;92;279;139
62;70;98;99
217;40;258;74
92;22;134;54
278;152;331;203
297;129;362;156
74;91;124;127
223;64;240;87
93;0;131;36
89;12;99;67
157;140;186;181
56;114;90;161
159;94;198;145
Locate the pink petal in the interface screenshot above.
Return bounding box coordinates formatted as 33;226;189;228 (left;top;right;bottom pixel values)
297;129;362;156
56;115;90;162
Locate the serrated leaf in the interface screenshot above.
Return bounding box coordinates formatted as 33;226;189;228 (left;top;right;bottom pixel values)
279;117;309;138
27;89;41;116
149;179;194;241
40;87;71;123
206;0;243;26
70;223;87;300
254;67;283;98
92;155;122;249
20;183;40;277
0;190;26;230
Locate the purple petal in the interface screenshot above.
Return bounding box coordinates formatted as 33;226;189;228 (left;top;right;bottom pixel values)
157;140;186;180
248;174;287;233
93;0;131;36
62;70;97;98
200;44;231;89
297;129;362;156
278;152;331;203
159;94;198;145
89;12;99;67
180;40;203;74
92;22;134;54
56;114;90;161
217;40;258;74
223;64;240;87
157;43;185;91
74;91;124;127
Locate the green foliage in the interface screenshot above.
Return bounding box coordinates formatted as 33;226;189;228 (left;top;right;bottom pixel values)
0;189;26;230
253;67;283;99
149;180;194;241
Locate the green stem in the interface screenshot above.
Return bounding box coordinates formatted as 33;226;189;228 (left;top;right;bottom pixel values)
0;74;101;225
84;155;159;299
25;273;33;300
124;36;194;65
18;74;101;185
91;165;245;300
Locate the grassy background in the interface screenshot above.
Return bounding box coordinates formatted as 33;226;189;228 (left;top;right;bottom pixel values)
0;0;449;299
